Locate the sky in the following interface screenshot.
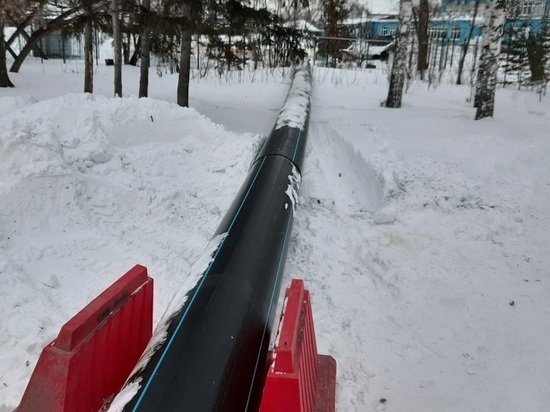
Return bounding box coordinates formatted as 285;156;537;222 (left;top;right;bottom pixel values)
358;0;446;15
360;0;400;14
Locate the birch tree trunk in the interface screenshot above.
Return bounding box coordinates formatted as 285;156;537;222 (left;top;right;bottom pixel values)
139;0;151;98
177;1;192;107
543;20;550;79
385;0;413;108
112;0;122;97
84;3;94;93
475;0;505;120
0;11;14;87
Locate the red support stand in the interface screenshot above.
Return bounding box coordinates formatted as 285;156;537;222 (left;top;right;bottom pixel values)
16;265;153;412
260;279;337;412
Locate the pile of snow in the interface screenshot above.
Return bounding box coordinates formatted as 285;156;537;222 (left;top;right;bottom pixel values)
0;92;260;409
287;71;550;411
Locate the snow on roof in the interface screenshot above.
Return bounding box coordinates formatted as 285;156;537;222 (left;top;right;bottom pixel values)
283;19;322;32
368;15;399;22
432;13;485;24
343;16;370;26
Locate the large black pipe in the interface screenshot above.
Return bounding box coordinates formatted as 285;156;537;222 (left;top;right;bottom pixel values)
115;66;312;412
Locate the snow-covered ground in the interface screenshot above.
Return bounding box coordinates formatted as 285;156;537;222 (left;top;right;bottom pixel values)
1;59;549;412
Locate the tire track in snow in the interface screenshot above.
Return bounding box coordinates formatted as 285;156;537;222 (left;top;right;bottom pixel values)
285;121;402;410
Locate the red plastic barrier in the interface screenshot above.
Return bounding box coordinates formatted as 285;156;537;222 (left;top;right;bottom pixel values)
16;265;153;412
259;279;337;412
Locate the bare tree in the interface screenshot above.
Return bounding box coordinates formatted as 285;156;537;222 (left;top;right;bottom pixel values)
83;0;93;93
541;12;550;80
321;0;349;68
413;0;429;80
7;0;111;92
386;0;413;108
112;0;122;96
526;32;547;82
8;2;103;73
4;10;35;60
177;0;192;107
0;5;14;87
475;0;505;120
139;0;151;98
456;0;481;85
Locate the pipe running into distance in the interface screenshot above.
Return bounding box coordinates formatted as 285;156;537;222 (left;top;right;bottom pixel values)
112;65;312;412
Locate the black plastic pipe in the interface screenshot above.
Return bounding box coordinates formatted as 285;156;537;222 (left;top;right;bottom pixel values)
115;66;312;412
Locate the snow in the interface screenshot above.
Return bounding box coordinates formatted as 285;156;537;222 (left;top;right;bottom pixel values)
0;61;264;410
1;59;549;412
343;16;369;26
107;379;142;412
361;0;400;14
275;67;312;130
283;19;321;33
285;164;302;213
293;71;550;411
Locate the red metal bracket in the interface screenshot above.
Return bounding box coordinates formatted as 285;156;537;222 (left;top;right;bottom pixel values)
16;265;153;412
259;279;337;412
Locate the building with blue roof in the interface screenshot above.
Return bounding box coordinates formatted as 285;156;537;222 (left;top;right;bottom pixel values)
442;0;550;15
342;0;549;45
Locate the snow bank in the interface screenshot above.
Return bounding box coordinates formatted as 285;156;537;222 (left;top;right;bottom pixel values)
0;93;260;409
287;68;550;411
0;96;38;119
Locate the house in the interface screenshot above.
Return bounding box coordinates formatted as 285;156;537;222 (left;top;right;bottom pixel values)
441;0;550;43
341;0;549;45
283;19;323;36
442;0;550;16
341;13;483;44
39;30;84;59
